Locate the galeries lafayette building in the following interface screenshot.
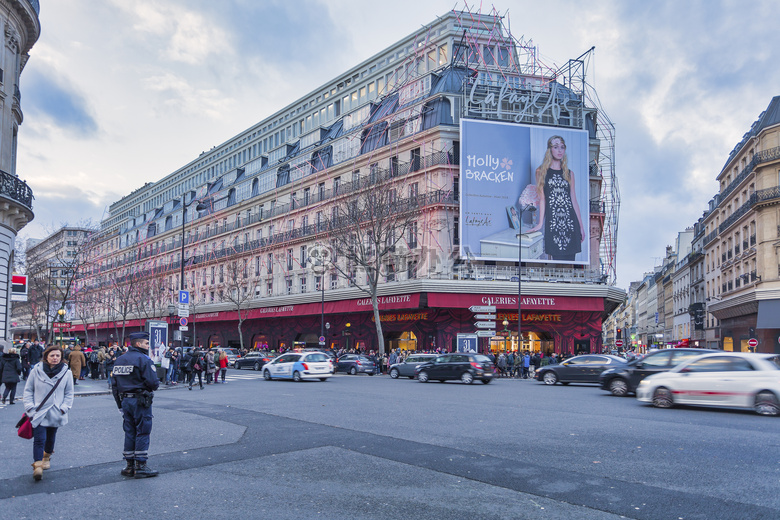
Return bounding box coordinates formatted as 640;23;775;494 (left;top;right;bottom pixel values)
73;281;624;355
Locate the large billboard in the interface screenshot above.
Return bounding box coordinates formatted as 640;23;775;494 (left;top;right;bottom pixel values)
459;119;590;265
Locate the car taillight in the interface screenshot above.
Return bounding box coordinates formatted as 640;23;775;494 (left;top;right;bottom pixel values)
471;362;481;369
356;360;362;365
302;363;309;370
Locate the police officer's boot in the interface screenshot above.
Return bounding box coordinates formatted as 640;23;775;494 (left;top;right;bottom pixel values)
120;459;135;477
133;460;158;478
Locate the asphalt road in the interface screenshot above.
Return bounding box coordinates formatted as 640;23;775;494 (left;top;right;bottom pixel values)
1;370;778;520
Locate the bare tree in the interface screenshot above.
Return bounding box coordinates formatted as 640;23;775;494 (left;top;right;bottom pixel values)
221;258;252;351
327;173;419;353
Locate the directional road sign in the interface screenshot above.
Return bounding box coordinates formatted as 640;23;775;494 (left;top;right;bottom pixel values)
469;305;496;313
474;314;497;320
177;307;190;317
474;321;496;329
476;330;496;337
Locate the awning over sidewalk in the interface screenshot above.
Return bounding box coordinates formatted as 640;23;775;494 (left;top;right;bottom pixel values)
756;299;780;329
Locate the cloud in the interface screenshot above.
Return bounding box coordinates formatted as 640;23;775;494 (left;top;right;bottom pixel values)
23;68;98;138
142;72;233;119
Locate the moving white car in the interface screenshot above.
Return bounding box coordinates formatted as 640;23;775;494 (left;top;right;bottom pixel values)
262;351;332;382
637;352;780;416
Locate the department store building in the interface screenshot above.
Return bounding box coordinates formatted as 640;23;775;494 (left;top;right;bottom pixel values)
73;10;624;354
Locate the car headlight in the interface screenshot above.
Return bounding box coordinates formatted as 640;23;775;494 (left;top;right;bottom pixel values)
638;379;648;386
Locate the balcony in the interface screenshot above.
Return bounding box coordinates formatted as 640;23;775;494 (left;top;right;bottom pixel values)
719;145;780;203
0;169;34;210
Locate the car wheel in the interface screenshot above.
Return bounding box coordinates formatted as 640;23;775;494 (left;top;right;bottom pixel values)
609;378;629;397
263;370;271;381
461;372;474;385
389;368;399;379
349;367;357;375
368;372;374;376
418;371;429;383
754;391;780;416
652;387;674;408
319;378;328;382
234;363;241;370
561;382;570;386
542;372;558;385
254;362;260;371
481;379;491;384
408;376;414;379
293;371;302;382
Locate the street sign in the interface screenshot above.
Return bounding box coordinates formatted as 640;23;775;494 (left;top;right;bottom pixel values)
180;326;189;331
476;330;496;337
615;339;624;348
177;307;190;317
178;290;190;305
318;336;325;343
748;338;759;348
456;334;478;353
53;322;72;330
179;317;188;327
474;314;497;320
469;305;496;313
11;274;27;302
318;341;326;346
474;321;496;329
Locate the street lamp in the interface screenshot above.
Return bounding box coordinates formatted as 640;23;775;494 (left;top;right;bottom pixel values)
57;308;65;343
179;195;208;292
516;204;537;351
309;243;332;345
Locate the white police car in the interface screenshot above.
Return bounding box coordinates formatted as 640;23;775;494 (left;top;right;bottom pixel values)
262;351;332;382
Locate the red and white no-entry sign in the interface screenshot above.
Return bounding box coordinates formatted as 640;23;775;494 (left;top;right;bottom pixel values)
615;339;624;348
748;338;758;348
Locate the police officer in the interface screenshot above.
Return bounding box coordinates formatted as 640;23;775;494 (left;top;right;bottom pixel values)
111;332;160;478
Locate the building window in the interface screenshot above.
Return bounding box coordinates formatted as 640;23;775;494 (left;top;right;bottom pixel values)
286;277;293;295
287;248;293;270
267;281;273;296
267;253;273;274
300;275;307;293
331;273;338;290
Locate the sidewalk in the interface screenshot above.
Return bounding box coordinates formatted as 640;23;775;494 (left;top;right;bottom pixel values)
71;377;186;396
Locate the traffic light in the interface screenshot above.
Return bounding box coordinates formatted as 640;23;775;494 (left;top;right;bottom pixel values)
616;328;622;339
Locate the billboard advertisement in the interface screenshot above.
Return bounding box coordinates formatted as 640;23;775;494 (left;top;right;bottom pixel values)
459;119;590;265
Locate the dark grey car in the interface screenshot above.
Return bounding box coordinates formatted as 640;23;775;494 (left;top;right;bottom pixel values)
388;354;437;379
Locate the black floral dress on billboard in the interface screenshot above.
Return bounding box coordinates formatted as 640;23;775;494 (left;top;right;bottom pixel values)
542;168;581;260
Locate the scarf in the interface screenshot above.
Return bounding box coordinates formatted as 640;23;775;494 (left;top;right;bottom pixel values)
43;362;64;379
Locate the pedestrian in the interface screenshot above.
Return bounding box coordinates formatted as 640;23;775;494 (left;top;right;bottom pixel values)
28;341;44;367
218;350;228;383
161;344;171;385
1;345;23;404
206;349;216;384
170;348;180;385
513;351;523;378
67;345;86;385
88;346;100;380
110;332;160;478
23;344;74;481
20;342;31;380
188;347;204;390
97;347;107;379
522;351;531;379
106;347;117;389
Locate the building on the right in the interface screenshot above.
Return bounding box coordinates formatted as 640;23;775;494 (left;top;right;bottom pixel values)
704;96;780;353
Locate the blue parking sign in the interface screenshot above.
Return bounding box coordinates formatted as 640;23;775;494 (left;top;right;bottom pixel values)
179;290;190;304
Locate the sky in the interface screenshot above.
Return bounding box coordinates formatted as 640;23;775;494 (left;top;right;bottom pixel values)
16;0;780;290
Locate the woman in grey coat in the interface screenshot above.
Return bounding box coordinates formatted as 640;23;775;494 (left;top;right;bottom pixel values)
23;345;74;481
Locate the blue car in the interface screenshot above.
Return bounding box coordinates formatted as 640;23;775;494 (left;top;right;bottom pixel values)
263;352;332;382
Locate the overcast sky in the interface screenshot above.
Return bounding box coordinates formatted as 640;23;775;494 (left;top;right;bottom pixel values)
16;0;780;289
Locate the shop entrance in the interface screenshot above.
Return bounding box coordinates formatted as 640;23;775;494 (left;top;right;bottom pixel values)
386;331;418;353
490;331;554;355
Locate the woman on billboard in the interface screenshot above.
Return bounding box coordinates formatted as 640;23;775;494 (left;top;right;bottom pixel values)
526;135;585;261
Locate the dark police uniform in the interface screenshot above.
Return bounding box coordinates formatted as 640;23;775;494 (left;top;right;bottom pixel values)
111;332;160;478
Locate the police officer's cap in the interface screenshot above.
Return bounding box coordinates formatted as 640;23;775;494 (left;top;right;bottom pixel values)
129;332;150;341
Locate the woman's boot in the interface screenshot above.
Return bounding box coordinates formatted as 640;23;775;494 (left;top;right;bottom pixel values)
32;461;43;481
42;452;52;470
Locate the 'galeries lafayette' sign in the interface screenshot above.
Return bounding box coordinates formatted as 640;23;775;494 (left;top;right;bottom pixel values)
356;295;413;307
427;293;602;312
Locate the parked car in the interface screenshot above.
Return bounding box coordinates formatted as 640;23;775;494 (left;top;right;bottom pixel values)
335;354;376;375
637;352;780;416
415;353;494;384
599;348;711;396
389;354;438;379
536;354;626;385
263;352;333;382
235;351;272;371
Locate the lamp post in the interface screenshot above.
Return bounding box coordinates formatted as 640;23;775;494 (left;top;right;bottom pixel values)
309;243;331;345
179;195;207;292
516;204;537;351
57;308;65;344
